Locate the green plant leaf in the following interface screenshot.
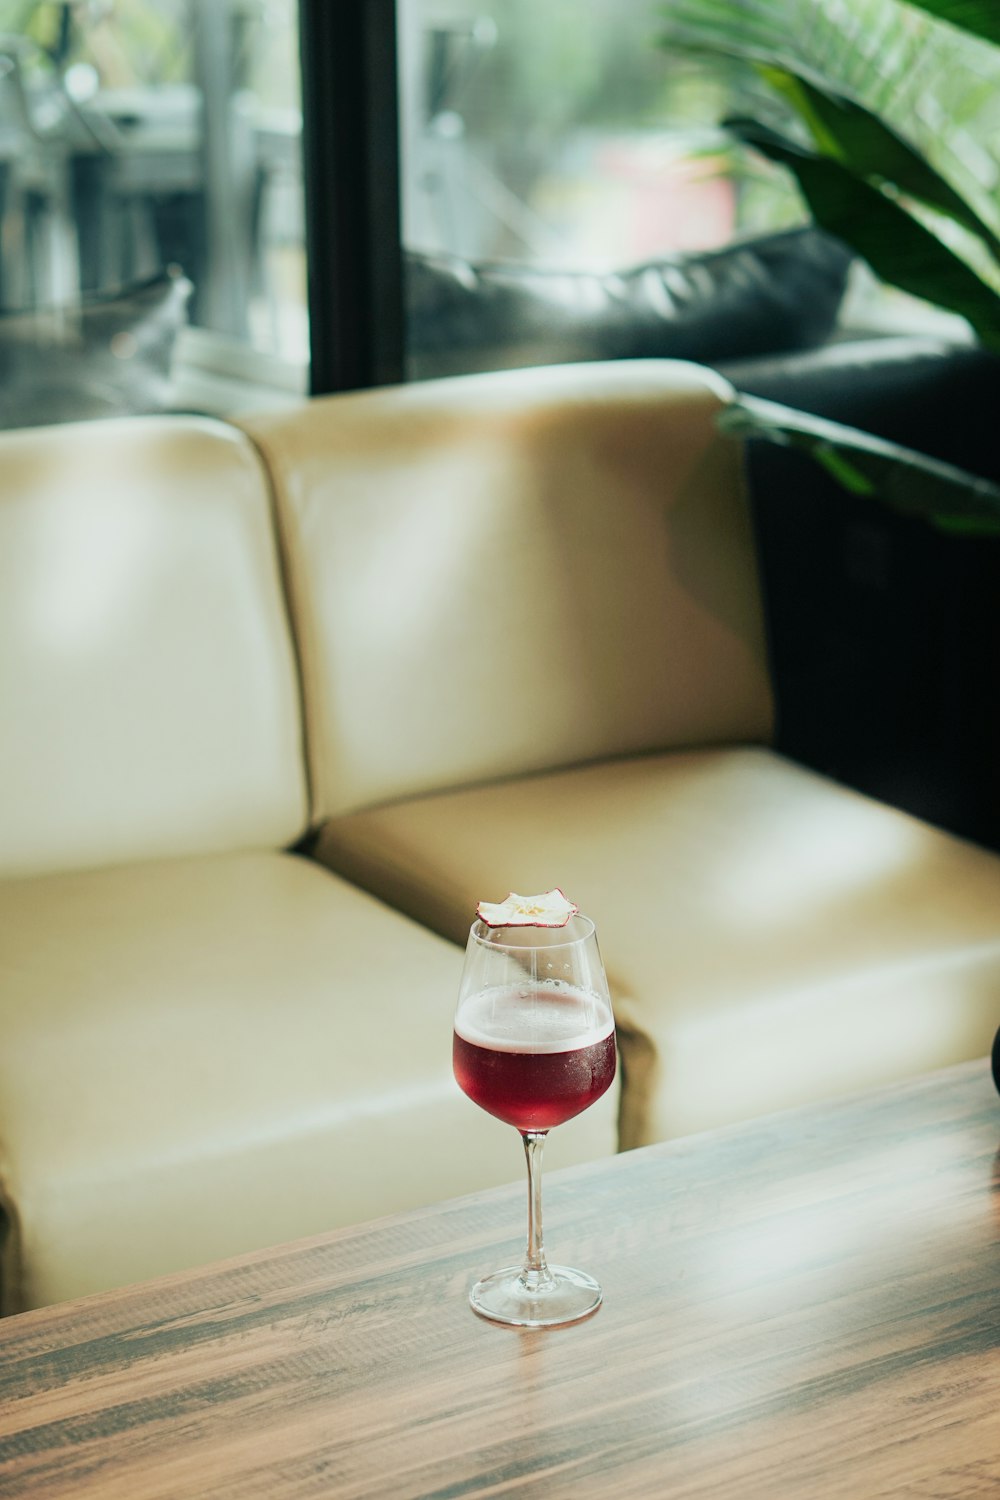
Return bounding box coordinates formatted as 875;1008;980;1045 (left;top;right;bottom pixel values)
811;446;879;496
898;0;1000;47
661;0;1000;51
727;118;1000;348
719;395;1000;535
756;70;1000;263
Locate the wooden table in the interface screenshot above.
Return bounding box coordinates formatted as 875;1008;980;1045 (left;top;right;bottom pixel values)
2;1061;998;1498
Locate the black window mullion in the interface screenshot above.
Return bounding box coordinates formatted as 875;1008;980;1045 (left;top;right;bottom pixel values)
299;0;404;395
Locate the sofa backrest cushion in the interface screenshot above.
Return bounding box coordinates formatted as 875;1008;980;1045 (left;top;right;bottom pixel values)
240;360;774;822
0;415;308;877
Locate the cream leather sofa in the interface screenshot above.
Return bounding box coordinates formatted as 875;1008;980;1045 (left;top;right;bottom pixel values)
2;359;998;1315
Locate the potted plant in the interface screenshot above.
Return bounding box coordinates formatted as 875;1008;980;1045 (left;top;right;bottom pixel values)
659;0;1000;534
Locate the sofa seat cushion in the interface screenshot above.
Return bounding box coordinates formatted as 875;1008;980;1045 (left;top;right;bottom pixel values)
0;851;617;1313
312;746;1000;1151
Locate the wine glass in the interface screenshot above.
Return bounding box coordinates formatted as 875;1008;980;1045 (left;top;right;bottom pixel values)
453;911;616;1327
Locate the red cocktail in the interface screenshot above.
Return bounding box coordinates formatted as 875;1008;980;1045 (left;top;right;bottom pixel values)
453;983;616;1131
453;901;617;1327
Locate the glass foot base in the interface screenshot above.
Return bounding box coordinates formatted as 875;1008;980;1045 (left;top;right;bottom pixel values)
470;1264;602;1328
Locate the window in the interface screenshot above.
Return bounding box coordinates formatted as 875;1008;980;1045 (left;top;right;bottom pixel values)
0;0;308;416
0;0;805;417
395;0;805;380
5;1;978;424
398;0;793;271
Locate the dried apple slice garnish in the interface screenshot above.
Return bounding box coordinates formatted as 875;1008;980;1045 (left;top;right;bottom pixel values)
476;889;580;928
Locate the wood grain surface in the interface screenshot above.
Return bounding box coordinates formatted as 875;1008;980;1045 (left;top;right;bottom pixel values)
1;1060;998;1499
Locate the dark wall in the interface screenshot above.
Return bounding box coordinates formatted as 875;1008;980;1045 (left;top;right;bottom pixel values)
719;337;1000;851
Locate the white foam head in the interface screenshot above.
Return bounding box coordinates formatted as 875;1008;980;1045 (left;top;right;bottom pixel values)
455;981;614;1053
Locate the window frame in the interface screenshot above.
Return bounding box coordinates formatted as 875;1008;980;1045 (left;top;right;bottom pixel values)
299;0;404;396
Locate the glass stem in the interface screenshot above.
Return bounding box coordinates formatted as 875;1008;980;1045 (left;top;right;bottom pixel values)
520;1130;554;1291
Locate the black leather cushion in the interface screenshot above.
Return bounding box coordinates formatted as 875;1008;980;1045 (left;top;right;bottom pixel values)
0;268;193;430
719;334;1000;483
405;227;853;379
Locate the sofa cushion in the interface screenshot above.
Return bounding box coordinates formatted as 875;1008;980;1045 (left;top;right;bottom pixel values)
0;850;618;1312
311;746;1000;1151
405;227;854;379
0;415;308;877
239;360;773;822
0;269;192;431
